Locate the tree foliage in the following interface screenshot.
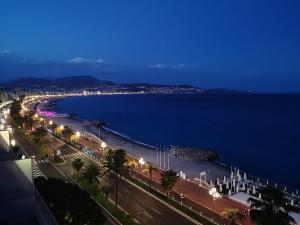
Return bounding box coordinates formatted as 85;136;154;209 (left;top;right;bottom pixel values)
72;158;84;175
160;170;179;196
35;177;106;225
81;164;101;185
248;186;296;225
103;149;128;208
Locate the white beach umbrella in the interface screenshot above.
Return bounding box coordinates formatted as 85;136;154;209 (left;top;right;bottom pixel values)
253;186;256;195
238;174;242;182
296;189;299;195
217;178;220;185
247;188;250;194
266;180;269;185
226;181;229;189
237;168;240;177
259;193;261;199
223;176;226;183
291;199;294;206
236;185;240;193
219;184;223;192
210;180;213;187
244;173;247;180
284;186;287;192
229;189;232;195
231;171;234;179
233;179;236;187
242;183;246;190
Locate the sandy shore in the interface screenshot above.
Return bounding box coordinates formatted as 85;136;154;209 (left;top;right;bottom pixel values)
38;99;230;182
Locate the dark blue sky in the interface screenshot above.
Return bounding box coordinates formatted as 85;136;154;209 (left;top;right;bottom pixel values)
1;0;300;92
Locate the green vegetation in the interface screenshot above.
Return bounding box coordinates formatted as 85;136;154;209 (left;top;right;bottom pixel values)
81;164;101;185
35;177;106;225
103;149;128;208
74;176;137;225
248;186;296;225
160;170;179;197
72;158;84;175
221;208;240;225
32;126;47;143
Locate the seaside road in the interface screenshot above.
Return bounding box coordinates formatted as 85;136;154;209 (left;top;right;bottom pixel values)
48;135;199;225
108;177;197;225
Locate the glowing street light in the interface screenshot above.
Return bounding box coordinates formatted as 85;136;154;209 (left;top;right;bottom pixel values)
0;124;4;130
34;114;38;118
75;131;81;138
101;142;107;149
139;157;145;170
11;139;16;147
21;155;26;160
59;125;64;130
209;187;221;210
49;120;53;125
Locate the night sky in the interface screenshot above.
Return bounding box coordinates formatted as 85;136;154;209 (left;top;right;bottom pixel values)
1;0;300;92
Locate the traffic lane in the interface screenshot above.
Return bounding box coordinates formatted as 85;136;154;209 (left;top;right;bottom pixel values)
110;177;196;225
38;162;70;182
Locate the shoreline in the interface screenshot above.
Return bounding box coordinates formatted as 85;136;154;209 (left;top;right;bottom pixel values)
36;97;231;183
35;95;299;191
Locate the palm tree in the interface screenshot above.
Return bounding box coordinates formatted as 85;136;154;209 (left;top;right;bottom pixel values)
221;208;240;225
160;170;179;197
248;186;296;225
144;162;155;189
103;149;128;208
72;158;84;175
81;164;101;185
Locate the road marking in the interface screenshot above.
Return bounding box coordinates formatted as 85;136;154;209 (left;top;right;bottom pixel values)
152;208;162;215
144;211;154;220
123;188;131;194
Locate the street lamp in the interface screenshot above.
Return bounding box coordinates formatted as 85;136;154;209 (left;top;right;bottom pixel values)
139;157;145;170
75;131;81;138
49;120;53;126
59;125;64;130
209;187;221;210
101;141;107;149
11;139;16;147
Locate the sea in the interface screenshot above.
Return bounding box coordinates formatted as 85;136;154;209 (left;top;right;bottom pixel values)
56;93;300;188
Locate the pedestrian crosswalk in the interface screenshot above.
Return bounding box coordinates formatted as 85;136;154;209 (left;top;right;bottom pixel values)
60;152;81;159
32;161;46;179
33;159;48;164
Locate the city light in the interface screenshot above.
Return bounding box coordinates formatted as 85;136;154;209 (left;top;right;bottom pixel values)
75;131;81;138
209;187;221;210
49;120;53;125
59;125;64;130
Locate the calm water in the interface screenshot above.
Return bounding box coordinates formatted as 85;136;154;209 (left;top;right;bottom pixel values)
57;94;300;188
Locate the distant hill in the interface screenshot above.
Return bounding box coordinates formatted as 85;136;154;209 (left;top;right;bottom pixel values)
4;76;114;89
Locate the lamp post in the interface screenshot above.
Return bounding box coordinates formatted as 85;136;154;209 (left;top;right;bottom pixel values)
11;139;16;147
209;187;221;210
138;210;144;225
139;158;145;171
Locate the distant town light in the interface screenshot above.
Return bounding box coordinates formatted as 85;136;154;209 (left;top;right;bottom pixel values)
49;120;53;125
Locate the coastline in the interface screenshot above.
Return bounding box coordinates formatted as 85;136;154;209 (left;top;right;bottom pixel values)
36;97;230;182
35;95;299;191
